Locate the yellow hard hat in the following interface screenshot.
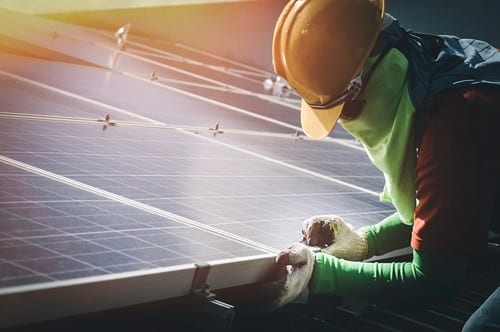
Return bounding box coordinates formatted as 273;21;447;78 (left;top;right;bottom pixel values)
273;0;385;138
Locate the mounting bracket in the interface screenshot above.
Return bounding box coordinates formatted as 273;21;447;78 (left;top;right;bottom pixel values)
186;263;235;332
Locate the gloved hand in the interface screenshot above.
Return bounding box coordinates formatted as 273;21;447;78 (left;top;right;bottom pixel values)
272;243;315;309
302;215;368;261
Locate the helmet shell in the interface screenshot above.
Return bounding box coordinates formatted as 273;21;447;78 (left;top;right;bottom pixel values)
273;0;384;106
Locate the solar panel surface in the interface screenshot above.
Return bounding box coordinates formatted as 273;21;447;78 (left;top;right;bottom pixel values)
0;8;394;327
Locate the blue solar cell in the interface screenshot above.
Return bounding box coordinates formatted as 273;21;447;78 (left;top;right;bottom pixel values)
0;13;395;327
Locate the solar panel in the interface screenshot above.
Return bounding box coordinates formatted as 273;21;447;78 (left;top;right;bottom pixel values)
0;8;393;328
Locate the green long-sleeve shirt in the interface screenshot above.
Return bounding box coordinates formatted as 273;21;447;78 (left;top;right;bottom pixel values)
310;213;467;305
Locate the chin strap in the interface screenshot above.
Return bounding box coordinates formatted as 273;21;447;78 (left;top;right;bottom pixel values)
335;14;397;120
347;75;363;100
340;42;393;120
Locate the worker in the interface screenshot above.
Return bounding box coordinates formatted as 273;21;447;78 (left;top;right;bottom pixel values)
270;0;500;323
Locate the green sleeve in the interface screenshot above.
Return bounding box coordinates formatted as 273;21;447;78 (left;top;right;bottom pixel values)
310;249;466;305
359;212;413;258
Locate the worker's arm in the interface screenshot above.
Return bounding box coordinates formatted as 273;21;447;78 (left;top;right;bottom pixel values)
272;243;467;308
288;213;461;306
311;248;466;305
360;212;413;258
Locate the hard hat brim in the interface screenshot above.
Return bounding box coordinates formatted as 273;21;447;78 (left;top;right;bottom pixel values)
300;99;344;139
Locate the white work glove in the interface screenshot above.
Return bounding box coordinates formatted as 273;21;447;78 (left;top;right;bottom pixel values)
272;243;315;309
301;215;368;261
